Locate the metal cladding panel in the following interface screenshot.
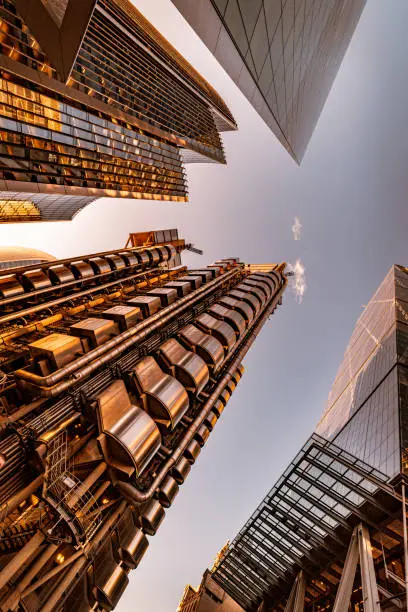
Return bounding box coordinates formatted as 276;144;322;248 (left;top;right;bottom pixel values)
178;324;224;371
147;287;178;307
229;289;261;317
131;356;189;430
29;332;83;370
235;283;265;308
240;279;270;301
70;317;119;348
89;257;112;275
118;251;138;267
105;254;127;271
157;338;209;394
191;270;213;283
208;303;247;338
48;264;75;284
219;295;254;324
164;281;192;297
196;313;236;353
179;275;202;289
126;295;161;317
70;260;95;279
97;380;161;477
0;274;24;298
21;269;52;291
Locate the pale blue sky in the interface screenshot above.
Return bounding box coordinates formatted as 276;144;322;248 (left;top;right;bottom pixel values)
1;1;408;610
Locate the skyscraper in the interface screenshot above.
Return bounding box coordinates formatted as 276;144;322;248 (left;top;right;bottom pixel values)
0;229;286;611
0;0;236;222
171;0;365;162
185;266;408;610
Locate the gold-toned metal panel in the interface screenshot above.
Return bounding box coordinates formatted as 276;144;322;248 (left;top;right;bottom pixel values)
184;439;201;464
147;287;178;306
196;313;236;353
29;332;83;370
208;303;247;338
131;357;189;430
172;456;191;485
164;281;191;297
89;257;112;275
158;475;179;508
219;295;253;324
178;274;202;289
70;260;95;279
119;528;149;569
0;274;24;298
102;305;142;331
96;380;161;477
157;338;209;394
48;264;75;285
229;289;260;317
140;499;165;535
93;565;129;611
21;269;52;291
126;295;161;317
70;317;119;348
178;324;224;371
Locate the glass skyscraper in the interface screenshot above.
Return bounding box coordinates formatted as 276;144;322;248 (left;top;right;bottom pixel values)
0;0;236;222
183;266;408;610
172;0;366;162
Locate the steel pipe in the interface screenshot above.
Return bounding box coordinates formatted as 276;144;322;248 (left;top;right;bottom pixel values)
16;268;242;397
2;542;58;610
0;531;45;591
116;276;287;504
0;268;161;326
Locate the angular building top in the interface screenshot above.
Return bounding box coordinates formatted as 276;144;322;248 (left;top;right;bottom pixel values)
0;0;236;221
172;0;366;162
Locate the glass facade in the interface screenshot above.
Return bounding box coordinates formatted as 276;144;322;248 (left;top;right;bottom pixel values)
172;0;366;161
315;266;408;478
0;0;236;220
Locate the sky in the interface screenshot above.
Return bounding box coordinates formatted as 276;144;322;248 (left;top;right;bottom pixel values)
2;1;408;610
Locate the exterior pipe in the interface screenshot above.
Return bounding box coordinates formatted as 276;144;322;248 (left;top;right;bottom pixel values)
15;268;241;396
0;531;45;591
37;501;128;612
66;462;107;510
116;277;287;504
3;475;44;515
0;244;173;277
0;268;161;326
2;543;58;610
21;549;85;598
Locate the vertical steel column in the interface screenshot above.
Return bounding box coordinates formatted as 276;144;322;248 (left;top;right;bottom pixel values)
333;524;380;612
333;527;359;612
284;571;306;612
402;482;408;612
358;524;381;612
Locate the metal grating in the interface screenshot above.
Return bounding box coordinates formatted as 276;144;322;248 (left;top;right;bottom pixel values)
212;434;399;610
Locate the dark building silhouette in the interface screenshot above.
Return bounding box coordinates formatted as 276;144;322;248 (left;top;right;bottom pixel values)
187;266;408;610
172;0;365;162
0;229;286;611
0;0;236;221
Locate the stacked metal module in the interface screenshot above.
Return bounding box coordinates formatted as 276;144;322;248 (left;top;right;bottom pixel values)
0;229;286;611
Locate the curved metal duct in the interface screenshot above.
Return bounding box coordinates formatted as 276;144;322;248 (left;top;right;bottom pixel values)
156;338;209;395
130;357;189;430
195;313;236;354
96;380;161;477
178;324;224;372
